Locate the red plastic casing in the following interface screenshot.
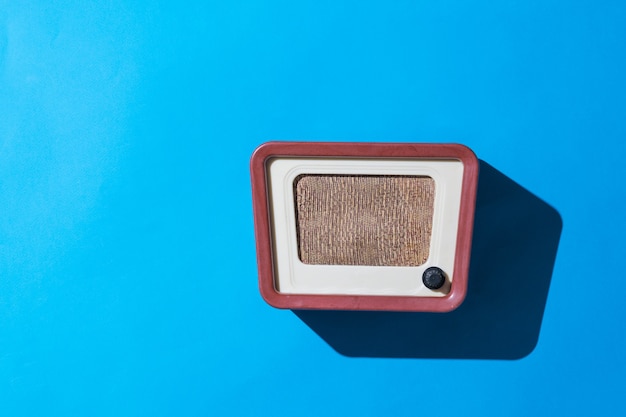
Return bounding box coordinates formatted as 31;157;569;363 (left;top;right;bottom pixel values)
251;142;479;312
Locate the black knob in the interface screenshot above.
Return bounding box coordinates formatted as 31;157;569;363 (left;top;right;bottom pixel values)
422;267;446;290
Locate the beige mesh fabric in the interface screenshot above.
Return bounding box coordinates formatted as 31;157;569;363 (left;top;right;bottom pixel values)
294;175;435;266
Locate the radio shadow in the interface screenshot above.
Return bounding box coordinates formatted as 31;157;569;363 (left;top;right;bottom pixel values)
294;160;562;360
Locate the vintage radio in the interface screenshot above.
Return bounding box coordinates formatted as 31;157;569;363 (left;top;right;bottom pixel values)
251;142;478;312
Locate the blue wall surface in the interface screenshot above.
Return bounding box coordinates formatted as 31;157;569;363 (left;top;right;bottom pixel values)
1;1;625;416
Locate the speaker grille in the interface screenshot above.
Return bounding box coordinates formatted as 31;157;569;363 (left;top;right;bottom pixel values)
294;175;435;266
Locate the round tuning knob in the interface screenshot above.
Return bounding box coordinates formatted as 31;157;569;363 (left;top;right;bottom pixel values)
422;267;446;290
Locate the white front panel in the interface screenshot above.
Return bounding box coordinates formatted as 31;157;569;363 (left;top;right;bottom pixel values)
267;157;464;296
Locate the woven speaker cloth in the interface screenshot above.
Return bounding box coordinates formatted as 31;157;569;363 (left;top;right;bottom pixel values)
294;175;435;266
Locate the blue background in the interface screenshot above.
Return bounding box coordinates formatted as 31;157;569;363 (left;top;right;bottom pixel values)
1;1;625;415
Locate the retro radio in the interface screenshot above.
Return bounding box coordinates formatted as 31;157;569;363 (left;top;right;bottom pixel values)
251;142;478;312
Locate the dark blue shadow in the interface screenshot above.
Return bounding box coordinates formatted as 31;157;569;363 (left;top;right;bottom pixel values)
294;160;562;359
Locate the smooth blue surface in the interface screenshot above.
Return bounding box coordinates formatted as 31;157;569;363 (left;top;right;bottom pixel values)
1;1;625;415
